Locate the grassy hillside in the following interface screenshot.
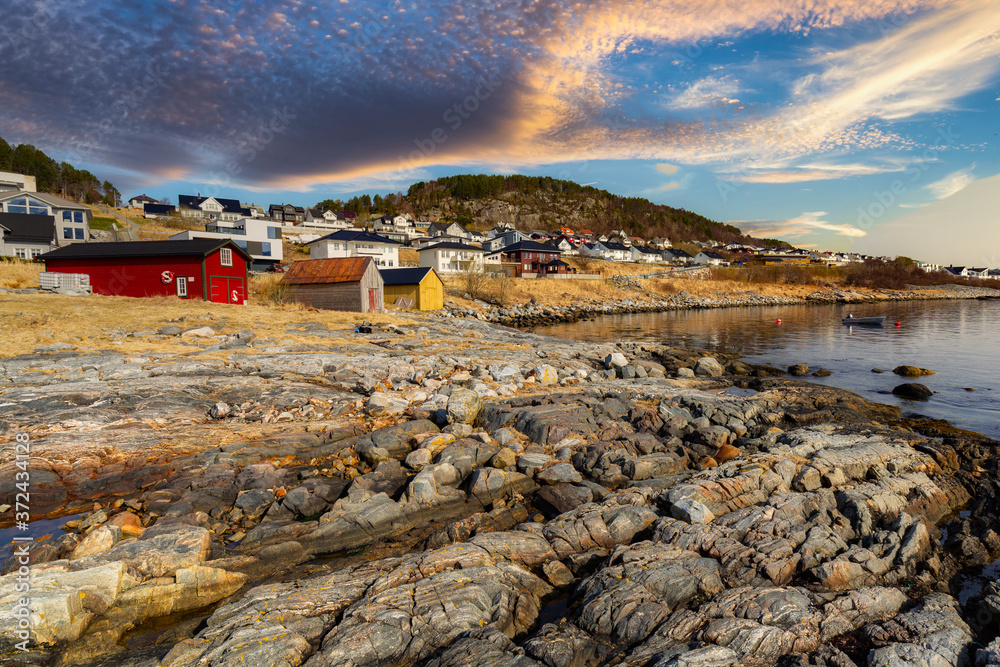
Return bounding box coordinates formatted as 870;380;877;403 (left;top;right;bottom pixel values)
403;174;785;246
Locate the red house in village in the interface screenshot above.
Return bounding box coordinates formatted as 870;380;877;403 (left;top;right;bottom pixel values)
40;239;251;304
500;240;564;276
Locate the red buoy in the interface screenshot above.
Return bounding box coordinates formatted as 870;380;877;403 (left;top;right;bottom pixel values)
895;321;901;327
776;319;782;325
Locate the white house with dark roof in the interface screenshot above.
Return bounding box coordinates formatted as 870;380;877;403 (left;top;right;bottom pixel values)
694;251;727;266
179;195;250;222
417;241;484;275
0;212;56;258
128;194;158;209
0;190;91;244
631;245;663;263
308;230;401;267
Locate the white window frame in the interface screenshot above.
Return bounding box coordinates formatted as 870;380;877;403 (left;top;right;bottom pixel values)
176;276;188;297
220;247;233;267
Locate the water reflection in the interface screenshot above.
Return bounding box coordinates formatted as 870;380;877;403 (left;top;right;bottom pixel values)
533;299;1000;437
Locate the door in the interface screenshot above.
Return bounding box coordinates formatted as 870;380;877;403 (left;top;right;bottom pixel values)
176;276;188;297
209;277;246;304
368;288;377;312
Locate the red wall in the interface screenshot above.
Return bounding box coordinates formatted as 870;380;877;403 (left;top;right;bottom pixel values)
45;249;247;303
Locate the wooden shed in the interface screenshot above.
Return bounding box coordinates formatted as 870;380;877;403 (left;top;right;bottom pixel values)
281;257;383;312
380;267;443;310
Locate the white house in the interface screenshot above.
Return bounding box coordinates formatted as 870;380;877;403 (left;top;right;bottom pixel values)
693;251;727;266
372;215;424;243
412;234;468;249
128;194;158;209
309;230;401;268
179;195;250;222
0;191;91;245
171;218;283;271
601;242;631;262
631;246;662;263
418;242;484;275
0;171;37;193
427;221;469;239
661;248;692;265
0;212;57;258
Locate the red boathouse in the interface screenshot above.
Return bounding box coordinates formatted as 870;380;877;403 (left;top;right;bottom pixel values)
40;239;251;304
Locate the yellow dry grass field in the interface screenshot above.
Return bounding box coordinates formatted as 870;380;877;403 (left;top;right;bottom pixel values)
0;260;43;288
399;248;419;265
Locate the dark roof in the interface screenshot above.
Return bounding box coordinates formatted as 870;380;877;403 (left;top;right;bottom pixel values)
281;257;374;285
0;212;55;244
178;195;248;215
501;240;562;254
307;208;323;217
545;259;569;266
379;267;437;286
634;246;660;254
663;248;692;258
604;242;630;252
428;221;465;233
700;251;726;259
129;194;157;203
310;230;401;245
39;239;250;261
418;242;483;252
143;203;175;214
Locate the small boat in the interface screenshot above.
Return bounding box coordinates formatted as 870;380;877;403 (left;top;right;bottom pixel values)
842;315;886;325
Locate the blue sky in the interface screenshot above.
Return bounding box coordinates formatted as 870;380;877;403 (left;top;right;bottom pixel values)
2;0;998;263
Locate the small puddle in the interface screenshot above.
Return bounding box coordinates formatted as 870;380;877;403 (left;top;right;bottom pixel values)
0;513;82;571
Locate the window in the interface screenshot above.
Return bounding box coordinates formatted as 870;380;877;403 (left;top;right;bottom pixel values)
176;276;188;297
29;248;41;259
63;227;73;239
74;228;84;240
220;248;232;266
62;210;84;223
387;260;393;267
267;227;280;239
261;242;271;257
8;196;47;215
14;248;27;259
235;240;248;250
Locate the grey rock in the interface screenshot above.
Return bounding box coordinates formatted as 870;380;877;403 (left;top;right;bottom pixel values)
694;357;724;377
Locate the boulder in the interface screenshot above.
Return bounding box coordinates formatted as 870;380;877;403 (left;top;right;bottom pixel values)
604;353;628;369
446;388;481;425
536;463;584;485
892;383;932;401
209;402;230;419
534;365;559;385
788;364;810;376
694;357;724;378
365;392;409;417
893;365;932;377
671;499;715;524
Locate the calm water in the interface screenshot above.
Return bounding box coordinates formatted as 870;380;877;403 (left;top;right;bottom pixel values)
533;299;1000;437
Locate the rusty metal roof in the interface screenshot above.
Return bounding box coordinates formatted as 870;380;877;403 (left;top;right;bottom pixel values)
280;257;373;285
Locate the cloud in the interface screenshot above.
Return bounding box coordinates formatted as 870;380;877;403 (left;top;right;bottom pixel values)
736;211;868;238
656;163;680;175
926;164;976;200
1;0;997;192
720;161;909;183
664;75;741;110
659;182;681;191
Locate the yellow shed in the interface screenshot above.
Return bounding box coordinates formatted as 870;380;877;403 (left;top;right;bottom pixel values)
379;266;444;310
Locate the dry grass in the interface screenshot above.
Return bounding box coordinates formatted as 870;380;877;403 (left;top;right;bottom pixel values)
0;259;43;288
0;289;433;358
399;248;419;265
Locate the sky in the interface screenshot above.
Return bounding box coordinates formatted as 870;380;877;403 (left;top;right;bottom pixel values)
1;0;998;264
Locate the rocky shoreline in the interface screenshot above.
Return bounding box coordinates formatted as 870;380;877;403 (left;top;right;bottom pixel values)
1;311;1000;666
447;283;1000;328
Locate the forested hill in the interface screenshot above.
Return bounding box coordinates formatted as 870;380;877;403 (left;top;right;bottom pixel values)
402;174;780;246
0;136;120;205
